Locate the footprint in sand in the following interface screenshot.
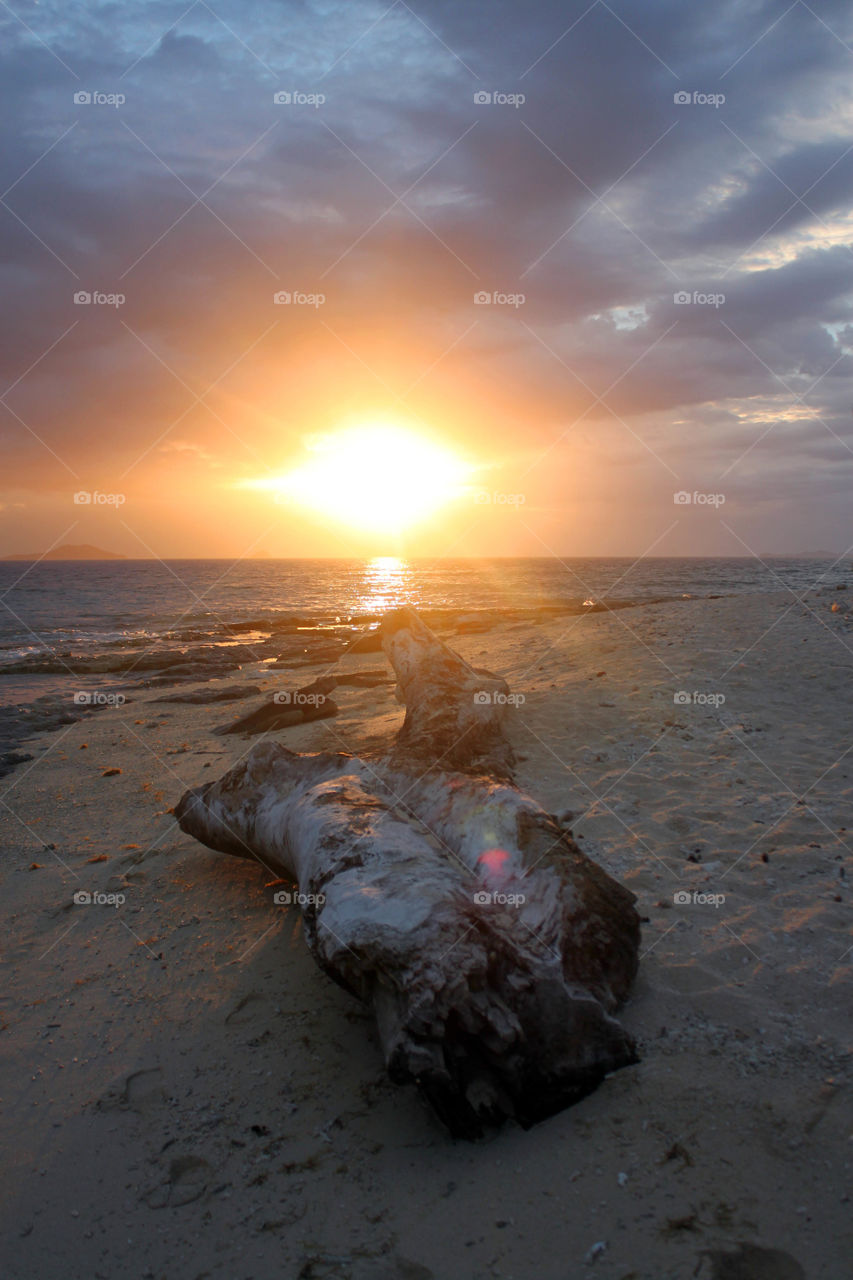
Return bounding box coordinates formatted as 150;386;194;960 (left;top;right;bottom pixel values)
96;1066;164;1113
224;991;268;1025
696;1242;805;1280
124;1066;165;1110
143;1154;212;1209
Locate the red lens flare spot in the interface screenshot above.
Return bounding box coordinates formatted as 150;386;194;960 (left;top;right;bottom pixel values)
477;848;510;879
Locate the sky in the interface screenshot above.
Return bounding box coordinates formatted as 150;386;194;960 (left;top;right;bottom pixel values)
1;0;852;559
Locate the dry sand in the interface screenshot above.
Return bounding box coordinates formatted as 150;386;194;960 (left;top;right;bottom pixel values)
1;588;851;1279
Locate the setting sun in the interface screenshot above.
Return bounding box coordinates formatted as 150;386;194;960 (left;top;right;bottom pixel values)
246;424;473;534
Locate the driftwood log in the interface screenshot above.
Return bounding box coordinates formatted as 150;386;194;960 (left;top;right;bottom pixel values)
176;607;640;1137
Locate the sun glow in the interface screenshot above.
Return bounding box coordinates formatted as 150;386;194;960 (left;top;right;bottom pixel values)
249;424;472;534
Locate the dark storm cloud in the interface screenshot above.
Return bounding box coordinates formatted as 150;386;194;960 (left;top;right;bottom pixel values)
1;0;852;549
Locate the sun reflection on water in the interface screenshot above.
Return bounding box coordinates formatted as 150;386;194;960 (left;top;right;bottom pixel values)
360;556;413;613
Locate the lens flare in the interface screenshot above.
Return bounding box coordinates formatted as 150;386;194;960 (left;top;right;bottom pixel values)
477;848;511;880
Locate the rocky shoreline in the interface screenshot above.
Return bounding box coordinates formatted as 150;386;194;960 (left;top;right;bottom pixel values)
0;598;687;779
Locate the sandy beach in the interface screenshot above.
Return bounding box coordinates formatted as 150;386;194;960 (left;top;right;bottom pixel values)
4;0;853;1269
1;587;851;1280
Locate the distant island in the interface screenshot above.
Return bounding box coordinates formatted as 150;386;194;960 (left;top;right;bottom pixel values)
0;543;127;562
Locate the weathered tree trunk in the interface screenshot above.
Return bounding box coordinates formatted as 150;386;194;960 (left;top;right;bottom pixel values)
175;607;640;1137
379;606;519;776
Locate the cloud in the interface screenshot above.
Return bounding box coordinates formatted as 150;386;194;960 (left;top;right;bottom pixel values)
1;0;852;554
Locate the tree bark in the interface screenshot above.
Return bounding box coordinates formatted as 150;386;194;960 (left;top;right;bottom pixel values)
175;607;640;1137
379;606;514;776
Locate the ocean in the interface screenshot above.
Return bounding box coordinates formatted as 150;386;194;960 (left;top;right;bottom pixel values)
0;556;846;673
0;553;849;768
